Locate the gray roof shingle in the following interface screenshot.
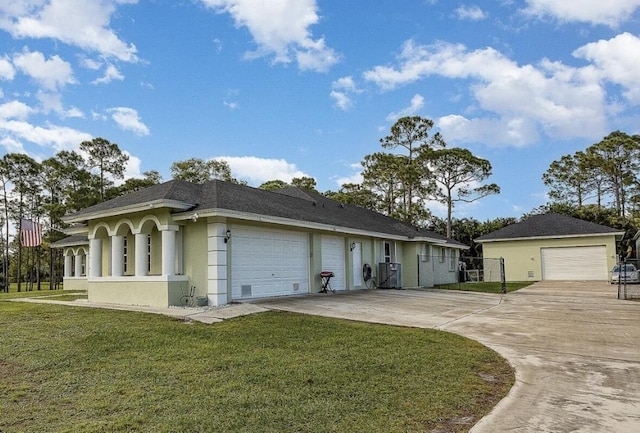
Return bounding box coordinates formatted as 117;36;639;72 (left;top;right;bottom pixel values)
65;179;466;247
475;213;623;242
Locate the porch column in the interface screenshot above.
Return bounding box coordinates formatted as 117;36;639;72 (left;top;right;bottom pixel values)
89;238;102;277
135;233;148;276
74;253;83;277
207;222;228;306
111;235;124;277
161;229;176;276
64;254;73;277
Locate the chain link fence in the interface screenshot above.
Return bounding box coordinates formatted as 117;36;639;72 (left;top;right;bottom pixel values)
429;256;507;293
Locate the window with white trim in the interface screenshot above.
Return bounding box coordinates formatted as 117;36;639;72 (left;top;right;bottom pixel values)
439;247;446;263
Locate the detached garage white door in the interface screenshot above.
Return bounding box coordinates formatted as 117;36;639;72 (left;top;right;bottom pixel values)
541;246;607;280
231;226;309;299
321;235;345;291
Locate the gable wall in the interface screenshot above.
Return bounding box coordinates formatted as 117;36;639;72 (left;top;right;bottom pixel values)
482;235;618;281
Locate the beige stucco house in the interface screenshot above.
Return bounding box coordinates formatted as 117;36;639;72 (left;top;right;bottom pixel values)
55;180;467;308
476;213;623;282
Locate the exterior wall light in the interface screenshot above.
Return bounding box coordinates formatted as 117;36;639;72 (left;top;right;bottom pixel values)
224;229;231;243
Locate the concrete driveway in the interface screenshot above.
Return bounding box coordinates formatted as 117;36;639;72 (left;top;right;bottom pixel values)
255;281;640;432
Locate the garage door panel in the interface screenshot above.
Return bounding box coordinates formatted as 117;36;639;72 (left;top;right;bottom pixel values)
232;227;309;299
321;235;346;291
541;246;607;280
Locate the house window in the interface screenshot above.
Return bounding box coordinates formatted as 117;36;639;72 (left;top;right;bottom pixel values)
81;255;86;276
123;237;128;273
384;241;395;263
147;234;152;273
421;244;431;262
439;247;446;263
449;250;457;271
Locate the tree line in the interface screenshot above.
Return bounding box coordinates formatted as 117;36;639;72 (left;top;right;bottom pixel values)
2;117;635;291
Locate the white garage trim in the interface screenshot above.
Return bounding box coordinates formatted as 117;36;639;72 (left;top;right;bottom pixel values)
541;246;607;280
321;235;346;291
231;226;309;299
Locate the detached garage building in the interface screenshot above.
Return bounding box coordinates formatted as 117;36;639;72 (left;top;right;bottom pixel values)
475;213;623;282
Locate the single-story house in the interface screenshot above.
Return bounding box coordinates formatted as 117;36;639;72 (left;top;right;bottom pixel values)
56;179;467;308
475;213;623;281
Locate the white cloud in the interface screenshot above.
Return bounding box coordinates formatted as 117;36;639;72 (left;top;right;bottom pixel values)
573;32;640;103
0;0;139;62
522;0;640;27
364;39;609;144
108;107;150;136
330;90;352;110
438;114;540;147
216;155;309;185
200;0;339;72
454;5;487;21
0;55;15;80
92;64;124;85
386;94;425;121
0;118;92;152
13;50;75;91
122;151;143;181
330;76;362;110
0;100;34;120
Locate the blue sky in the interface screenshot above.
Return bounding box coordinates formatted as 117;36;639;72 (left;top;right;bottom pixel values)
1;1;640;222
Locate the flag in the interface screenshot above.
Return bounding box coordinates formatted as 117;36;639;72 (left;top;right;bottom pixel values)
21;218;42;247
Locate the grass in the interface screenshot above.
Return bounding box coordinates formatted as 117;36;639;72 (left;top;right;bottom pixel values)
434;281;535;293
0;300;514;433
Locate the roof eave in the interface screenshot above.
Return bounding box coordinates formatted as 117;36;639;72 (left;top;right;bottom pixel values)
63;199;195;224
476;231;625;243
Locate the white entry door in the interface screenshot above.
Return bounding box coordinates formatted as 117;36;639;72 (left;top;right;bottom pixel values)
231;226;309;299
321;235;346;291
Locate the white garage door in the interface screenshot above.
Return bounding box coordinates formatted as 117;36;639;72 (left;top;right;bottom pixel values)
541;246;607;280
321;235;345;291
231;226;309;299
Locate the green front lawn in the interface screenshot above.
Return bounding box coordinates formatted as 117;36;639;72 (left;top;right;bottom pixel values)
0;301;513;433
435;281;534;293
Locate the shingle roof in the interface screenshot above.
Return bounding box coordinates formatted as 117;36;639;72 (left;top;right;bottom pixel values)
50;234;89;248
475;213;623;242
65;179;466;247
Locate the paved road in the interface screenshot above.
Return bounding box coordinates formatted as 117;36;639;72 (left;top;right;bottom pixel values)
255;281;640;432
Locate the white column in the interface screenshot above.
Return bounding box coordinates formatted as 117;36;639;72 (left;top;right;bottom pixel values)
64;254;73;277
89;238;102;277
207;222;228;306
161;229;175;276
74;253;83;278
135;233;148;276
111;235;124;277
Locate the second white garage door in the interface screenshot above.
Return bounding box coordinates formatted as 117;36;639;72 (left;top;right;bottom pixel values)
321;235;346;291
231;226;309;299
541;246;607;280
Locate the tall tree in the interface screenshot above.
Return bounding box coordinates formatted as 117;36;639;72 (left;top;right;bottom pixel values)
259;180;288;191
426;147;500;238
324;183;378;211
291;176;317;192
378;116;444;225
586;131;640;219
106;170;163;199
2;153;41;291
170;158;243;184
543;151;593;207
80;137;129;200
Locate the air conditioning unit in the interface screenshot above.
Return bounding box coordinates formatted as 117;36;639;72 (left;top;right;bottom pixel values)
378;262;402;289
